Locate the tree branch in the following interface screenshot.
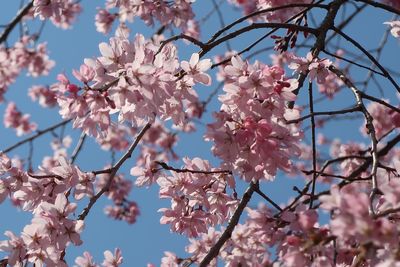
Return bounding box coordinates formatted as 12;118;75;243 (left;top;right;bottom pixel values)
199;181;258;267
78;123;151;221
2;119;72;154
0;0;33;44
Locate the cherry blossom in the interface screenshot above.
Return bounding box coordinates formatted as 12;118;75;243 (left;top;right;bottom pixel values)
385;20;400;39
3;102;37;136
102;248;123;267
75;251;98;267
96;0;196;36
288;52;332;84
29;85;58;107
181;53;212;85
33;0;81;29
1;1;400;266
206;56;302;181
157;157;237;237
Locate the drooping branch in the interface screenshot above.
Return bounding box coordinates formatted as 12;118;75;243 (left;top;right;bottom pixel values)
322;48;384;75
201;22;318;57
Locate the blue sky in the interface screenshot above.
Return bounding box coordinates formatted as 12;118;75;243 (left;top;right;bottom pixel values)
0;1;399;266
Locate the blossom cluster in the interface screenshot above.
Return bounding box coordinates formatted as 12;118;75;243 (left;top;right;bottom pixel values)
96;172;140;224
95;0;198;38
32;0;81;29
0;37;54;103
363;100;400;139
0;193;84;266
3;102;37;136
228;0;312;22
0;141;94;211
164;202;330;267
28;85;58;108
205;55;302;182
75;248;123;267
319;178;400;266
131;120;180;187
51;31;211;138
157;157;237;237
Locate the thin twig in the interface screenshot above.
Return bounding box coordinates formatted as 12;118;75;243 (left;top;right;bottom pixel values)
0;0;33;44
155;161;232;175
2;119;72;153
199;181;258;267
70;132;87;164
286;106;361;124
254;187;283;211
78;123;151;221
332;26;400;94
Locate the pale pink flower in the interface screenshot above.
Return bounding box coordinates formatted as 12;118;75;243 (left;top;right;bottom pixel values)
160;251;179;267
95;9;116;34
181;53;212;85
75;251;98;267
3;102;37;136
102;248;123;267
0;231;26;266
29;85;57;107
72;63;95;83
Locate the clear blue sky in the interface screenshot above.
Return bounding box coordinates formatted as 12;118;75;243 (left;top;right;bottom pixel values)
0;1;398;266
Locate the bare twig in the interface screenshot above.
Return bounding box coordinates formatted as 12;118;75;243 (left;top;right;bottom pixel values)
254;187;283;211
2;119;72;154
0;0;33;44
332;26;400;94
70;132;87;164
286;106;362;124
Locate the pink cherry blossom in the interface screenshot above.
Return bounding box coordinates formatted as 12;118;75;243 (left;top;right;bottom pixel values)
181;53;212;85
29;85;58;107
102;248;123;267
157;157;237;237
3;102;37;136
385;21;400;38
75;251;98;267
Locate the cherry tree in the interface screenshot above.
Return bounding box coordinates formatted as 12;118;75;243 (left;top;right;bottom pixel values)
0;0;400;266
